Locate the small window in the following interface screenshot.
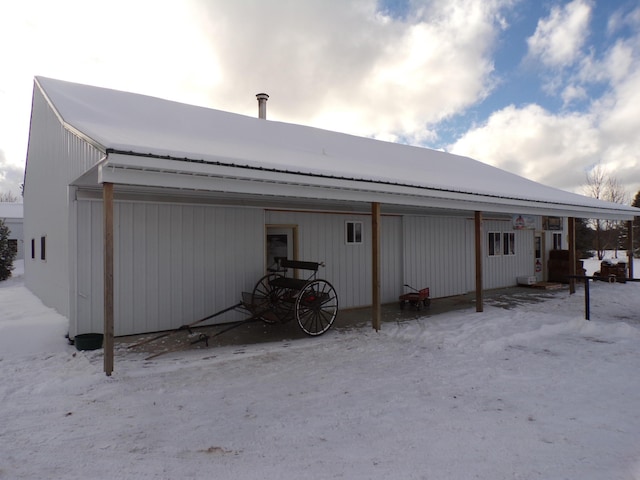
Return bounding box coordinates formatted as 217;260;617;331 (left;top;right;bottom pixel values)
488;232;501;256
503;232;515;255
31;238;35;259
346;221;363;244
40;236;46;261
553;233;562;250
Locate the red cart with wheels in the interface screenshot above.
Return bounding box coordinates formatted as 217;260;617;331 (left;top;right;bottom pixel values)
399;285;430;311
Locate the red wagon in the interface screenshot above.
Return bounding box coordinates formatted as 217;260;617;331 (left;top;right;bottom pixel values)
399;285;431;311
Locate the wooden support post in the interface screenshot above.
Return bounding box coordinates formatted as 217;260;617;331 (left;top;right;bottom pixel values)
372;202;381;331
568;217;576;295
474;211;483;313
628;220;634;279
103;182;114;376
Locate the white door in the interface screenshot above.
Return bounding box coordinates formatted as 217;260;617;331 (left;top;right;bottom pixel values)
534;233;544;282
266;226;296;271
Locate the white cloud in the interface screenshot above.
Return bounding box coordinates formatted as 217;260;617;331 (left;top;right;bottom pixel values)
448;54;640;198
449;1;640;199
193;0;514;142
561;84;587;106
448;104;601;192
0;0;515;176
8;0;640;204
0;150;23;198
607;4;640;35
0;0;219;171
600;39;636;86
526;0;592;69
596;66;640;171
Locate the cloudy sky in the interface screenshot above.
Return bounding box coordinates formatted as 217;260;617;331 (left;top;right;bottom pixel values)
1;0;639;201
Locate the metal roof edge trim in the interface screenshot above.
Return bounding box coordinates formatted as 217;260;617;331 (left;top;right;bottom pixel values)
101;154;636;221
104;151;639;218
34;77;107;154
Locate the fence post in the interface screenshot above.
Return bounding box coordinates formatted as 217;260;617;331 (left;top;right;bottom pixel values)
584;278;590;321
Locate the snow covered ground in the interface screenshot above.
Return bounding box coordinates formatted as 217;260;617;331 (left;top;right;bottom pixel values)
1;256;640;479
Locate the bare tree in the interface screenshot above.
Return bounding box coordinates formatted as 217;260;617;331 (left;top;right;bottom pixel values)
0;191;19;202
584;163;629;259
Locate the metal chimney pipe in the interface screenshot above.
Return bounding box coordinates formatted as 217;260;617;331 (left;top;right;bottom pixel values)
256;93;269;119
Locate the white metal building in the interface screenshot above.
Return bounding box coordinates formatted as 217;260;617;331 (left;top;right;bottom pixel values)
23;77;639;338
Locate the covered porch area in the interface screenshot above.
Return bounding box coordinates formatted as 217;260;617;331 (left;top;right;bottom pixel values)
119;285;570;357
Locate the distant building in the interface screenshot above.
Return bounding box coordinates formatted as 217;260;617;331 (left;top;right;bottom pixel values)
0;203;24;260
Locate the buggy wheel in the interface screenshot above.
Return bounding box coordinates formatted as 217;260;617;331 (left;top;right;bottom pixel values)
295;279;338;336
423;298;431;308
252;273;283;324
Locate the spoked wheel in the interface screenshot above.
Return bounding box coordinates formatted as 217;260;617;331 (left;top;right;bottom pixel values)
252;273;284;324
295;279;338;336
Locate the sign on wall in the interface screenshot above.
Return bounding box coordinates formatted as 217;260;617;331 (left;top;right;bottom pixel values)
512;214;536;230
542;216;563;231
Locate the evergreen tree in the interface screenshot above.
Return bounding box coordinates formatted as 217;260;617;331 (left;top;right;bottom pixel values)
575;218;595;258
632;191;640;258
0;219;16;281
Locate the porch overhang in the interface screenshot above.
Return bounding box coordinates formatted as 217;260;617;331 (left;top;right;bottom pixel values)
89;152;638;221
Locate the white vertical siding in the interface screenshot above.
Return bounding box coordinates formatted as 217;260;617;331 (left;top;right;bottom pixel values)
24;86;103;321
403;216;469;298
266;211;369;308
481;219;535;289
75;200;264;336
381;216;403;303
543;218;568;250
72;196;557;337
76;199;103;334
265;211;403;308
465;219;476;292
264;211;542;306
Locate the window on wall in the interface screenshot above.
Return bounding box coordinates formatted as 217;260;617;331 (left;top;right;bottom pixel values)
535;236;542;259
31;238;35;259
489;232;516;256
488;232;501;256
503;232;515;255
40;236;46;261
346;221;363;244
553;233;562;250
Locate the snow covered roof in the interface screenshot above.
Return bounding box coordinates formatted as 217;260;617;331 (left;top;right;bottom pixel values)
34;76;639;220
0;203;23;220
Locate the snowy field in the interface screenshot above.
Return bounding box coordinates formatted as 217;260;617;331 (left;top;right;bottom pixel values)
1;256;640;480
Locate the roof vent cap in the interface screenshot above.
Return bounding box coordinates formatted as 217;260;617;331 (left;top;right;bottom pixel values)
256;93;269;119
